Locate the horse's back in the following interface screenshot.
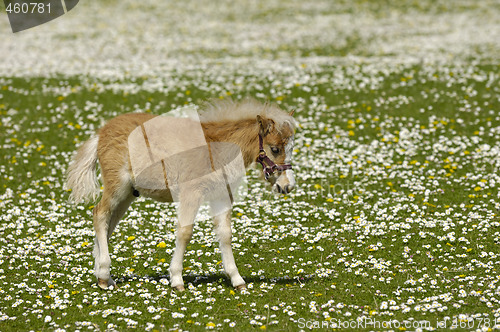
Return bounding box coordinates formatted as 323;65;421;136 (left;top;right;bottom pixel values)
98;113;156;144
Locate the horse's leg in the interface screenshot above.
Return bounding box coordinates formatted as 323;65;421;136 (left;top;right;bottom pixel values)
93;191;114;289
107;194;135;239
169;194;202;291
210;201;246;289
93;186;134;289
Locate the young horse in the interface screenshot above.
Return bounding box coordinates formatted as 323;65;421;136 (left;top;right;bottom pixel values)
65;99;296;291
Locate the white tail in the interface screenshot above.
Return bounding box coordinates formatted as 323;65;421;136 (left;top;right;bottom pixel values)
65;135;100;203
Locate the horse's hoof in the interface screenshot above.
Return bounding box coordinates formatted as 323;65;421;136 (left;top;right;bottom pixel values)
97;278;116;290
235;284;247;291
173;285;185;292
97;278;109;289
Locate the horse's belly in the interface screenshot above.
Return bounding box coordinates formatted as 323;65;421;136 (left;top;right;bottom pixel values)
138;188;174;203
132;161;174;202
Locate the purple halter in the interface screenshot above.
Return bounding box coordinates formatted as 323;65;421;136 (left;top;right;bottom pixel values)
256;134;293;180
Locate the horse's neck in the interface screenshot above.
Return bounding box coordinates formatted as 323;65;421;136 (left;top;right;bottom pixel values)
202;119;259;168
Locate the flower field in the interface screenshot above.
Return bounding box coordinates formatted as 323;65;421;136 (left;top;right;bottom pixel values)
0;0;499;331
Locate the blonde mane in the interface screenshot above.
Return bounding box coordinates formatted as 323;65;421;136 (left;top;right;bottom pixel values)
199;98;295;130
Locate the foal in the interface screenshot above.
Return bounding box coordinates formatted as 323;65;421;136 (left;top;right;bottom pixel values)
66;99;296;291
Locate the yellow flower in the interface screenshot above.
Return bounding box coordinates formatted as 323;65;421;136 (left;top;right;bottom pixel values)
127;236;135;241
206;322;215;328
157;241;167;248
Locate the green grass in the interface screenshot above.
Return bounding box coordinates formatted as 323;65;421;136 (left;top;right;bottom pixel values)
1;0;500;330
1;61;499;331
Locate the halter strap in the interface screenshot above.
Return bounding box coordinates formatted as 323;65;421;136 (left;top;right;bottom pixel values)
256;134;293;179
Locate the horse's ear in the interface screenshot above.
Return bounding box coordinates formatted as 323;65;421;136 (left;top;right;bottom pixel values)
289;110;295;117
257;115;275;136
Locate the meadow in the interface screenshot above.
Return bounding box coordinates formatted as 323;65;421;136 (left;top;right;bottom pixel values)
1;0;500;331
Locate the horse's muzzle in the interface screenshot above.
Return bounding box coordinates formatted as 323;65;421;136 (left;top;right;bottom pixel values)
275;183;294;194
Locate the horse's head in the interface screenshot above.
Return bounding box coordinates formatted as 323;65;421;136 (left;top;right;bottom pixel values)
256;112;296;194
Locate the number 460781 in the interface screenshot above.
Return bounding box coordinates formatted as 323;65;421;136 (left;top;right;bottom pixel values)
6;2;51;14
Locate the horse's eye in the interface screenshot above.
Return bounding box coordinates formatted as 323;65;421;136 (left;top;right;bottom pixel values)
271;147;280;154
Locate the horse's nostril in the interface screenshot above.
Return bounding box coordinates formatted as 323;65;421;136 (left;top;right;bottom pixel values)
284;184;294;193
